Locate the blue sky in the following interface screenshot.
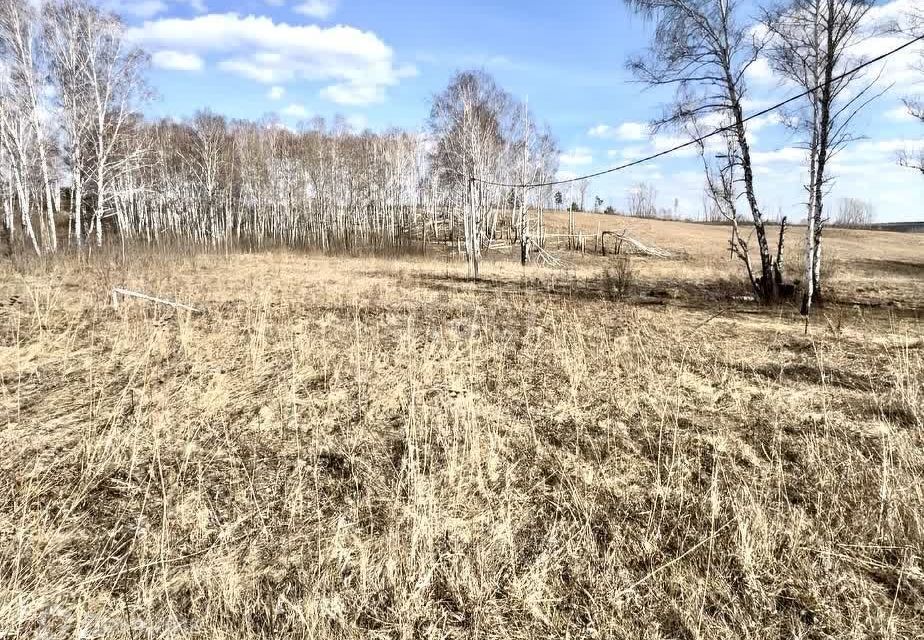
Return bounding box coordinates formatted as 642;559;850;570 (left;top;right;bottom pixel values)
114;0;923;221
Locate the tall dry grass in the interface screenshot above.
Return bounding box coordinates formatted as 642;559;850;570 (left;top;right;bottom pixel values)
0;246;922;638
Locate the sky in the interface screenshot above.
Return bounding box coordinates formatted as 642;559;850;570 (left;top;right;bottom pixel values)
111;0;923;221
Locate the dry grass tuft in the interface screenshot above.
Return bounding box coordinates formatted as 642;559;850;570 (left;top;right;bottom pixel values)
1;237;922;638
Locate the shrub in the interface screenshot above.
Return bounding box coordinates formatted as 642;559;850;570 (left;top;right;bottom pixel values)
603;256;634;298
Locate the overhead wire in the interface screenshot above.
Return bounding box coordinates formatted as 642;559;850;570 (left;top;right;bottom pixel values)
469;33;924;189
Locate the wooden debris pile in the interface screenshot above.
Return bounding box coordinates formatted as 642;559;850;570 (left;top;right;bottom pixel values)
601;230;674;259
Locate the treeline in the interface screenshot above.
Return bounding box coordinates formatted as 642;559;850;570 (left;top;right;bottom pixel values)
0;0;559;257
124;117;434;251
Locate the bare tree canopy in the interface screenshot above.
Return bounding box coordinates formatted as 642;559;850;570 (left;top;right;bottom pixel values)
0;11;562;264
622;0;787;301
833;197;876;226
627;182;658;218
890;4;924;174
762;0;879;314
427;70;558;275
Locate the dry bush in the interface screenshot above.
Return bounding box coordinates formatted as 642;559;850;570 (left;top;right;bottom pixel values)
0;250;922;639
602;256;635;299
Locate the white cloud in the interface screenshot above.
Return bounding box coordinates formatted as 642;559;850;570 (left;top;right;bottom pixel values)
609;146;647;161
560;147;593;166
823;142;924;221
127;13;411;106
151;50;204;71
218;57;282;83
751;147;807;164
747;112;796;132
616;122;648;140
865;0;920;30
851;138;916;155
602;130;726;167
587;129;923;223
268;85;285;100
741;97;776;112
885;104;915;122
587;121;648;140
320;83;383;106
281;103;310;118
744;57;777;85
295;0;337;19
697;112;730;129
650;134;710;158
746;1;924;90
848;34;923;87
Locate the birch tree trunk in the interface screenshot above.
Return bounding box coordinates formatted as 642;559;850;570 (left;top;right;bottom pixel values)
765;0;877;313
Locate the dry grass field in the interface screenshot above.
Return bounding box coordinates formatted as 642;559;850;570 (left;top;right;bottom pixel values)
540;211;924;308
1;219;922;638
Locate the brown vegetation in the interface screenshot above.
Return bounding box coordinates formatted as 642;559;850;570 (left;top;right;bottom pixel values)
542;210;924;307
1;231;922;637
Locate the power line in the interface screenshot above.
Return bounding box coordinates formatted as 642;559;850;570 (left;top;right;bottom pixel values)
472;33;924;189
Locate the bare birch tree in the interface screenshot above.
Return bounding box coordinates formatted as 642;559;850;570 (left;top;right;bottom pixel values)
0;0;56;252
833;197;874;225
78;3;149;246
428;72;508;276
698;129;763;283
627;182;657;218
577;179;590;212
0;71;41;254
427;71;556;276
892;4;923;175
623;0;786;300
763;0;879;315
43;0;90;247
